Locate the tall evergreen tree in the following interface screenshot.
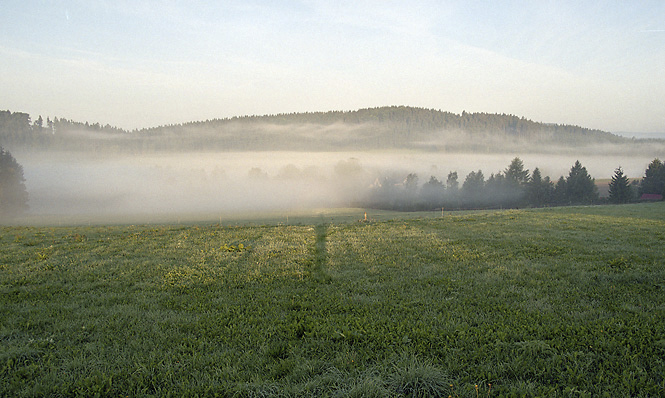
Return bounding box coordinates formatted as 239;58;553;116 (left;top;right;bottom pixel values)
608;167;632;204
527;167;553;207
565;160;598;204
505;157;530;186
503;157;529;206
553;176;567;205
0;146;29;219
639;158;665;196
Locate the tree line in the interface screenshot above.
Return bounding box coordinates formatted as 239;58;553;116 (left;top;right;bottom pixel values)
361;157;662;211
0;107;638;153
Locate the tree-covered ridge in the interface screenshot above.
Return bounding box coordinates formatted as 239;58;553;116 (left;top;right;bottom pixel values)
0;106;644;153
147;106;624;148
0;110;129;151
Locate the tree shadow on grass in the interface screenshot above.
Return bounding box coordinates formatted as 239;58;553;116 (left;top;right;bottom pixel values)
311;223;332;283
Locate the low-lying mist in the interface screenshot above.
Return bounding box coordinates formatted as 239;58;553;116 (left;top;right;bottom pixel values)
16;150;658;223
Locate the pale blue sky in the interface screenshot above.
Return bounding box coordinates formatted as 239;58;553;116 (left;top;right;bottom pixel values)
1;1;664;132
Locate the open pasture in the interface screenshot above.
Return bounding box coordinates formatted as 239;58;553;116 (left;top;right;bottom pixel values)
1;203;665;396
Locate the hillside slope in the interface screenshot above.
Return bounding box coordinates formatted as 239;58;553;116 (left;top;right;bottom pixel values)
0;106;647;153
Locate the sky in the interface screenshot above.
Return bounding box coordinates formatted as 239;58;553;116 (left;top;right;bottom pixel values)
1;1;664;133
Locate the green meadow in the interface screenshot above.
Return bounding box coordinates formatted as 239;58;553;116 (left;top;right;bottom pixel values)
1;203;664;397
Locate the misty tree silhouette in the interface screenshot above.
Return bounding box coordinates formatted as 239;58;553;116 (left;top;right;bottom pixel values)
0;146;29;220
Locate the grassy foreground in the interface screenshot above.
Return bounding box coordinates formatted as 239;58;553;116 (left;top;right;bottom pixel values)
1;204;664;397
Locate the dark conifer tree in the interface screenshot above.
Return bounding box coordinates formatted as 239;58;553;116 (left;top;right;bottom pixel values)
565;160;598;204
639;158;665;196
504;157;529;206
553;176;567;205
505;157;530;186
527;167;553;207
608;167;633;204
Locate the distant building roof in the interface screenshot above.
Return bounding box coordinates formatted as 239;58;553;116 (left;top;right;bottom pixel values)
640;193;663;201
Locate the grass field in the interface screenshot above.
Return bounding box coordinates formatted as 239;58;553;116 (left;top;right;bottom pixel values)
1;203;664;397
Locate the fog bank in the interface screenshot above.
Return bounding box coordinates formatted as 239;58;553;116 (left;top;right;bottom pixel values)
17;151;658;221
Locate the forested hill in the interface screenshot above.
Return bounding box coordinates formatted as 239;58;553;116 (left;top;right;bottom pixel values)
0;106;644;153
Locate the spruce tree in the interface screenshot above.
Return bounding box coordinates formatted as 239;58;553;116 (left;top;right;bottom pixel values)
505;157;530;186
504;157;529;207
639;158;665;196
553;176;567;205
608;167;632;204
565;160;598;204
527;167;553;207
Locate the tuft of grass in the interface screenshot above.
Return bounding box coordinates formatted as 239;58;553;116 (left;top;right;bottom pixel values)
387;356;451;397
